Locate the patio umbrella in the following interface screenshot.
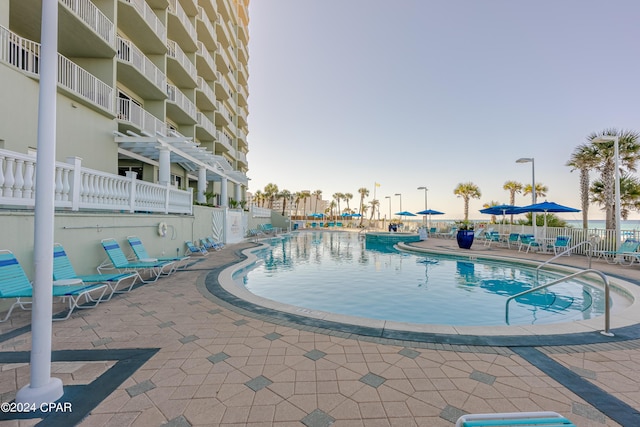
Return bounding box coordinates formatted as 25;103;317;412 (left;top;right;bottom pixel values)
514;201;580;238
415;209;444;229
395;211;416;225
479;204;521;233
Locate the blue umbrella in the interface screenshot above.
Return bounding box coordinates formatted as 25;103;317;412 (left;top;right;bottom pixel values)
395;211;416;216
416;209;445;215
479;204;521;216
514;201;580;237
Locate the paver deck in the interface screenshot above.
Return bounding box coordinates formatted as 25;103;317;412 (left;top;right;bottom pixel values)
1;232;639;426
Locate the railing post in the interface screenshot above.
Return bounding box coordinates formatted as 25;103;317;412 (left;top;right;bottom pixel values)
165;182;171;214
126;170;137;213
65;157;82;211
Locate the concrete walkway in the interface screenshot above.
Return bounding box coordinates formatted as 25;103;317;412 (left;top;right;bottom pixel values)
1;234;639;426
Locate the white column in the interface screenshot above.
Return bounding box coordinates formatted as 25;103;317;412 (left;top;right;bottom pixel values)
220;177;228;207
158;147;170;186
197;167;207;203
234;183;241;205
16;0;64;405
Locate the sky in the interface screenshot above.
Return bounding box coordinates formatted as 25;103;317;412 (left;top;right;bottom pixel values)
245;0;640;221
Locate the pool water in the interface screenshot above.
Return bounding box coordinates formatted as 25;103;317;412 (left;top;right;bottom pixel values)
235;231;609;326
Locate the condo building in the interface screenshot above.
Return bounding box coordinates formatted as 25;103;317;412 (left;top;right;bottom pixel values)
0;0;250;207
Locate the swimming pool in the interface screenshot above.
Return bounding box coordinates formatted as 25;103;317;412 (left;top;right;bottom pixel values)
231;231;627;327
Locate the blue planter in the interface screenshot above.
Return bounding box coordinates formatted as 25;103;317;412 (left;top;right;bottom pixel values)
456;230;475;249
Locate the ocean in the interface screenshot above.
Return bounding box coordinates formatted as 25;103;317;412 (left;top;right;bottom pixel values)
564;220;640;231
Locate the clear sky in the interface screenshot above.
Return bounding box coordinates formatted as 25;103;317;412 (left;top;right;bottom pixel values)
245;0;640;221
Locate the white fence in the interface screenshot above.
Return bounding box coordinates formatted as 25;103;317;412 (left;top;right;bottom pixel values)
0;149;192;214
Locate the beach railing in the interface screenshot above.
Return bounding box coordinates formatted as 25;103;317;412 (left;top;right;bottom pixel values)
0;149;192;214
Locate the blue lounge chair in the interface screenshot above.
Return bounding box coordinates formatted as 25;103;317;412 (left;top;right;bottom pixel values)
552;235;572;256
505;233;521;249
206;237;225;250
518;234;542;253
99;239;175;282
200;238;221;251
53;243;140;300
455;411;575;427
127;236;190;271
593;238;640;264
185;240;208;256
259;223;281;234
0;250;107;321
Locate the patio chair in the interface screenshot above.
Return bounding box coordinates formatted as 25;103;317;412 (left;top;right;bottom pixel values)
505;233;521;249
259;224;281;234
200;238;220;252
185;240;209;256
436;227;457;239
53;243;140;300
483;230;501;247
593;238;640;264
206;237;225;250
99;239;175;282
552;235;572;256
518;234;542;253
0;250;107;322
126;236;190;271
455;411;575;427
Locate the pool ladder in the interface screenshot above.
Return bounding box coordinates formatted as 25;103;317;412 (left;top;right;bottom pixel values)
506;241;613;336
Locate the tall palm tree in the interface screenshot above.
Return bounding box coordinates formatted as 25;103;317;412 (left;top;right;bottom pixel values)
591;173;640;220
279;189;291;216
482;200;500;224
503;180;523;224
523;183;548;201
253;190;264;207
332;193;344;221
299;190;311;215
587;128;640;231
368;199;379;220
566;143;599;229
453;182;481;221
263;183;279;209
343;193;353;212
358;187;369;226
312;189;322;214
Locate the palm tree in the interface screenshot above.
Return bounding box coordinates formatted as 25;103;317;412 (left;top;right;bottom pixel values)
279;189;291;216
482;200;500;224
263;183;279;209
368;199;379;221
343;193;353;212
587;128;640;231
253;190;264;207
591;173;640;220
332;193;344;221
312;189;322;214
503;180;523;224
299;190;311;216
453;182;481;221
523;183;548;201
358;187;369;226
566;143;598;229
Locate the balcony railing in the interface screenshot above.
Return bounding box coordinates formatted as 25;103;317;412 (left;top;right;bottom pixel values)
60;0;115;46
117;37;166;91
215;130;233;152
197;41;216;74
121;0;167;44
197;76;216;106
117;98;167;136
0;149;192;214
196;112;216;137
167;40;197;82
168;0;198;45
197;6;217;44
166;84;197;121
0;26;113;112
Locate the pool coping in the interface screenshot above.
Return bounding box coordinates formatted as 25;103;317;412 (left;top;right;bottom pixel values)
207;240;640;348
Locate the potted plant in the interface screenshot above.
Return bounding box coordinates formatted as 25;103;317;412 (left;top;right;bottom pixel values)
455;220;475;249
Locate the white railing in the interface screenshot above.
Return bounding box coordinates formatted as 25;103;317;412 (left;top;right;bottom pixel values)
236;151;247;164
60;0;115;46
216;12;233;46
197;41;216;73
121;0;167;44
168;0;198;44
251;206;271;218
197;6;217;45
117;37;166;91
216;41;231;70
216;71;231;98
0;149;192;214
0;25;40;74
216;101;231;124
197;76;216;105
166;84;197;121
166;40;197;82
218;130;233;149
196;112;216;138
117;99;167;136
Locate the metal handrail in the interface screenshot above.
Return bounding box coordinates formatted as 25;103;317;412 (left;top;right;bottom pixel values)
535;241;594;284
506;269;613;336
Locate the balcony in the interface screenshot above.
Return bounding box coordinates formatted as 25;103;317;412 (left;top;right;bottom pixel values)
166;40;197;88
197;6;217;51
216;12;233;49
116;37;167;100
118;0;167;54
196;77;216;111
216;130;233;154
214;101;231;126
196;41;216;81
236;105;247;128
9;0;115;58
117;98;167;136
237;60;248;85
236;150;248;168
236;82;248;107
236;38;248;63
0;26;113;114
166;84;197;125
215;42;231;73
167;0;198;53
196;112;216;141
199;0;217;20
236;23;248;46
214;71;231;100
216;0;232;24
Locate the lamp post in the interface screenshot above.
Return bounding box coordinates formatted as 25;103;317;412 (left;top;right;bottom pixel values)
593;135;621;250
394;193;402;216
516;157;536;238
385;196;391;228
418;186;428;227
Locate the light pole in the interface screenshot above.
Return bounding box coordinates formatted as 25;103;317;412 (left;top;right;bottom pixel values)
593;135;621;250
516;158;536;238
394;193;402;215
418;186;428;227
385;196;391;227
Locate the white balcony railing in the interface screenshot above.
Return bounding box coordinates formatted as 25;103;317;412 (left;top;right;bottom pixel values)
216;41;231;70
215;130;233;152
60;0;115;46
216;71;231;96
0;149;192;214
197;41;216;73
0;26;113;112
122;0;167;44
117;99;167;136
197;6;217;44
117;37;166;91
196;112;216;137
168;0;198;44
167;40;197;82
166;84;197;121
197;76;216;106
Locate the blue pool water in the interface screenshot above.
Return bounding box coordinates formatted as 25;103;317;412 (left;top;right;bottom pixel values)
235;231;608;326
